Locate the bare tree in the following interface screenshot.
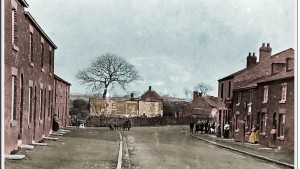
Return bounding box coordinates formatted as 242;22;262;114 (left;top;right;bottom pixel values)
194;83;213;96
183;88;191;98
76;53;140;99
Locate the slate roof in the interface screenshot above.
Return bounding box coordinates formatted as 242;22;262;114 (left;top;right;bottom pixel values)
234;69;294;90
202;96;218;108
218;48;294;82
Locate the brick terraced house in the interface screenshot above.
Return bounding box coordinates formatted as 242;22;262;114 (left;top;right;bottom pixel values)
182;91;218;119
218;43;294;150
4;0;71;154
217;43;294;139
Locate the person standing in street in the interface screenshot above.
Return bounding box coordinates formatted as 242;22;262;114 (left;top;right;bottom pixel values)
190;121;195;134
270;126;276;147
52;114;60;131
224;122;230;138
216;123;221;138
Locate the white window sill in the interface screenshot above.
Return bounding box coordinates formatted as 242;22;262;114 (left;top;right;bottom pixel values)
260;133;267;137
277;136;284;141
279;100;286;104
49;72;53;76
262;101;268;104
41;68;44;72
12;44;19;52
30;62;34;67
247;103;252;106
10;120;18;127
236;103;240;106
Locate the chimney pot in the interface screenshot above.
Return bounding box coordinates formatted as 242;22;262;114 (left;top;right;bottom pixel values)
262;43;265;47
253;52;255;56
131;93;134;98
248;52;251;56
149;86;152;91
267;43;270;47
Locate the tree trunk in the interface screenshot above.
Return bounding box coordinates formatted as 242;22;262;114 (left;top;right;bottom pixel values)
103;88;107;99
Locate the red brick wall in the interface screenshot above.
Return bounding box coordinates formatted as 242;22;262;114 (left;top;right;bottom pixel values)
232;89;258;142
4;0;56;153
257;79;294;150
54;79;71;127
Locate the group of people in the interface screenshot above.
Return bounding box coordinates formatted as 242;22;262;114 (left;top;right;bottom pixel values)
190;120;216;134
109;119;132;131
189;120;228;139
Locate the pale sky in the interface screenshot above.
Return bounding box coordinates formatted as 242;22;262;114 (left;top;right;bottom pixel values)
26;0;296;98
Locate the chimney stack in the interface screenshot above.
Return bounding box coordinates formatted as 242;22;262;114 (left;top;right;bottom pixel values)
259;42;272;62
193;91;198;100
149;86;152;91
246;52;257;67
198;92;202;97
131;93;134;98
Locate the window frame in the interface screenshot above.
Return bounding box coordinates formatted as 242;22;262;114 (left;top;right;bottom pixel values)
280;83;287;103
262;86;269;103
41;42;44;68
11;75;18;125
28;86;33;125
277;114;285;139
29;32;33;62
260;112;267;135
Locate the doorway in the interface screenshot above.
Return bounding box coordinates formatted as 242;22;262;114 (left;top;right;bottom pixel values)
18;74;24;140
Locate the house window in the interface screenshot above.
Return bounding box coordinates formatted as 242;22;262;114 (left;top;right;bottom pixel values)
228;81;231;98
11;76;17;121
286;58;294;71
261;112;267;133
249;90;253;103
40;89;43;120
12;9;17;46
29;33;33;62
246;115;251;132
220;83;224;99
237;92;241;105
28;86;33;123
41;43;44;68
280;84;287;102
48;90;51;117
235;113;239;130
278;114;285;138
44;89;47;120
49;50;52;71
263;86;268;103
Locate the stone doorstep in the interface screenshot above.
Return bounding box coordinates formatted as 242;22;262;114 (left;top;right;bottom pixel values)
51;133;63;136
5;154;25;160
58;129;71;132
19;144;35;149
57;131;67;134
43;136;58;141
31;142;48;146
64;126;76;129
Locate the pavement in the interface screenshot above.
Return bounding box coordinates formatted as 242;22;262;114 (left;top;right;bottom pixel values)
190;133;294;169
